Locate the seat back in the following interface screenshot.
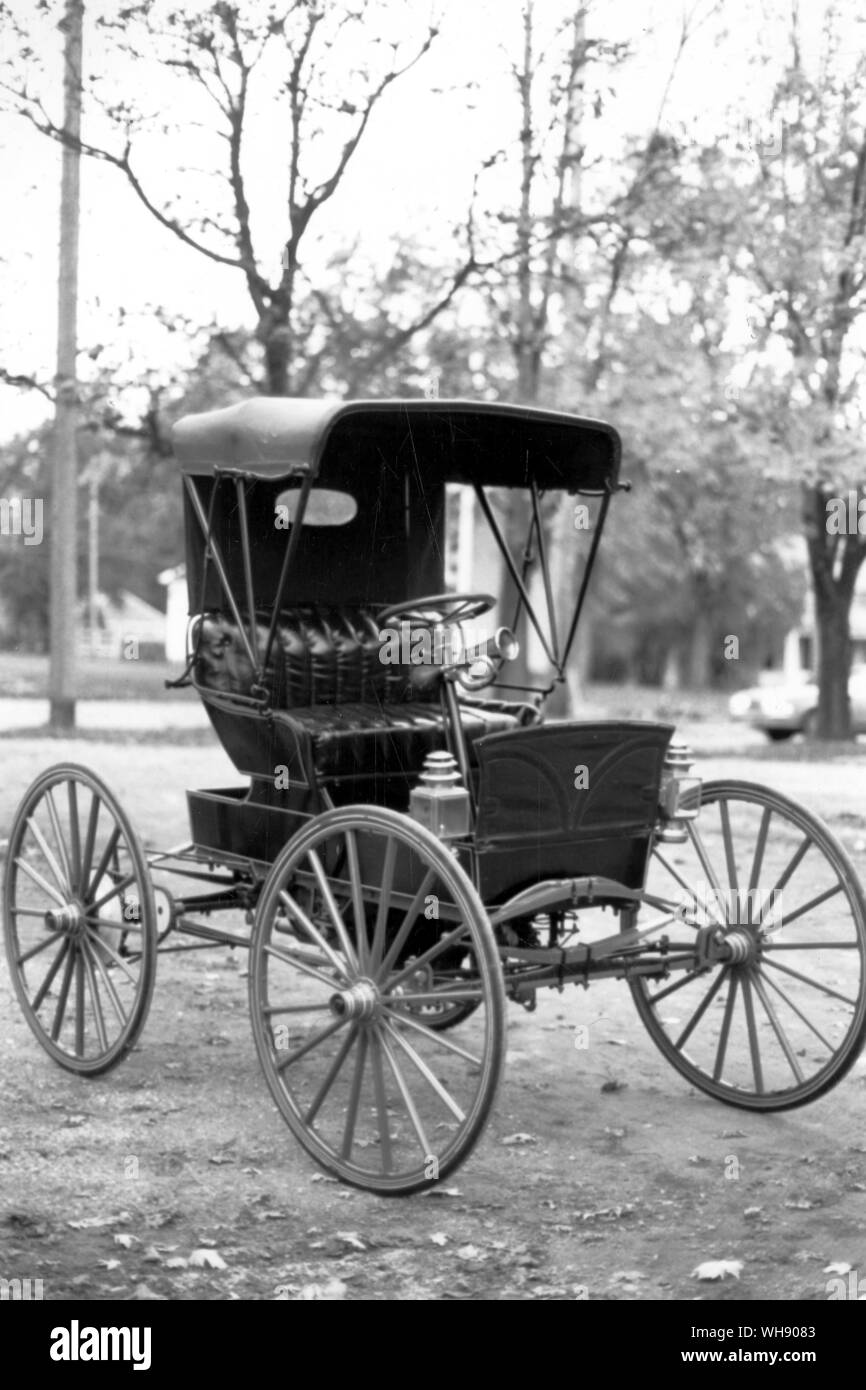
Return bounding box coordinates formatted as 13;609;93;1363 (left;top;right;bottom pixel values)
195;606;440;707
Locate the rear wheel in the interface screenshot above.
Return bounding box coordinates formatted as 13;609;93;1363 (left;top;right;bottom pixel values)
3;764;157;1075
632;780;866;1109
249;806;505;1194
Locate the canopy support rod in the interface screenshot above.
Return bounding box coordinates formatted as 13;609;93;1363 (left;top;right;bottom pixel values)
234;477;258;667
561;489;611;672
262;472;314;674
473;484;557;670
184;475;259;675
530;479;560;668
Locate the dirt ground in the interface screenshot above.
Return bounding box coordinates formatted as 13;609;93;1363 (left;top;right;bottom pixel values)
2;735;866;1302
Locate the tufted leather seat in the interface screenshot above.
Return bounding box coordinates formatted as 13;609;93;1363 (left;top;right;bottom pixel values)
196;606;537;782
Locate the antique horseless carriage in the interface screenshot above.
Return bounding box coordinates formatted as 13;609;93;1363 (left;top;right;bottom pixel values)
5;399;866;1195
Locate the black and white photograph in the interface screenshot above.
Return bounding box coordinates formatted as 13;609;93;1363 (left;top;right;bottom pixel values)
1;0;865;1336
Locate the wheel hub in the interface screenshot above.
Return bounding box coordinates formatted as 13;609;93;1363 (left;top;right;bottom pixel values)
44;903;86;938
329;978;379;1020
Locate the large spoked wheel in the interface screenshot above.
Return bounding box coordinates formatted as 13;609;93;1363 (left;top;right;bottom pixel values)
632;780;866;1110
249;805;505;1194
3;764;157;1075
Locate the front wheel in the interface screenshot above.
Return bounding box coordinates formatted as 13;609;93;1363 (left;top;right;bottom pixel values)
632;780;866;1110
249;806;505;1194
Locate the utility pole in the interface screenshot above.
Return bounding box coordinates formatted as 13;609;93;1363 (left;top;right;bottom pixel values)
49;0;84;729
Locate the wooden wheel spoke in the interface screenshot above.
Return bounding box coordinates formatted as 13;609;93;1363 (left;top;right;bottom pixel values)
718;799;738;895
674;968;728;1050
379;1028;432;1161
303;1023;359;1127
646;967;708;1007
306;849;360;970
87;825;122;900
84;938;129;1028
653;848;726;927
747;807;772;896
740;975;764;1093
712;971;738;1082
45;788;73;892
759;969;834;1052
31;939;70;1011
340;1029;368;1160
762;955;858;1007
17;931;63;966
384;924;472;993
278;890;350;982
771;882;844;931
767;834;812;898
377;868;438;982
50;946;77;1041
685;822;730;921
80;793;101;890
25;815;68;896
751;971;804;1085
263;942;339;990
369;1030;393;1174
381;1018;466;1122
14;855;66;908
84;927;139;985
343;829;369;972
368;836;397;972
263;1002;333;1016
378;1004;483;1064
80;940;109;1052
88;870;136;916
67;780;82;892
274;1015;348;1071
74;950;86;1057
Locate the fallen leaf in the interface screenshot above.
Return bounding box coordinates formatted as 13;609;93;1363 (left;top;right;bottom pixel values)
127;1283;166;1301
113;1234;135;1249
823;1261;852;1276
97;1259;121;1271
692;1259;743;1282
188;1248;227;1269
785;1198;817;1210
297;1279;347;1300
165;1257;188;1270
430;1232;448;1246
336;1232;366;1251
501;1133;537;1146
600;1079;627;1093
68;1213;130;1231
456;1244;483;1261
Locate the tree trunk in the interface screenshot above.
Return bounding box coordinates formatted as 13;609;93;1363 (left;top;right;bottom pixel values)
683;615;713;690
803;483;865;740
812;584;853;738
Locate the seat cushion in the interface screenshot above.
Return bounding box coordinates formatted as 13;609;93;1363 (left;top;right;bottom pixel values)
276;700;532;780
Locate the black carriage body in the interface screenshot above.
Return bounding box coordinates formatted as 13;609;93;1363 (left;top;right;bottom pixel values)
172;396;671;903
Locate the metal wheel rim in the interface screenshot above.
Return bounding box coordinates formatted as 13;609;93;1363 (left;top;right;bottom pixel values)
632;780;866;1110
249;805;505;1194
3;764;157;1075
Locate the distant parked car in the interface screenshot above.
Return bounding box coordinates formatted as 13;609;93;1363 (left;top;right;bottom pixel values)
729;665;866;740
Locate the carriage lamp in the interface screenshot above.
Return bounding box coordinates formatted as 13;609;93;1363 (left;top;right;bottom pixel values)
410;751;471;839
656;741;702;843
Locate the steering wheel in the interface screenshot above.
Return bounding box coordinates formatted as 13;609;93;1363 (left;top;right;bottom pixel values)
378;593;495;628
